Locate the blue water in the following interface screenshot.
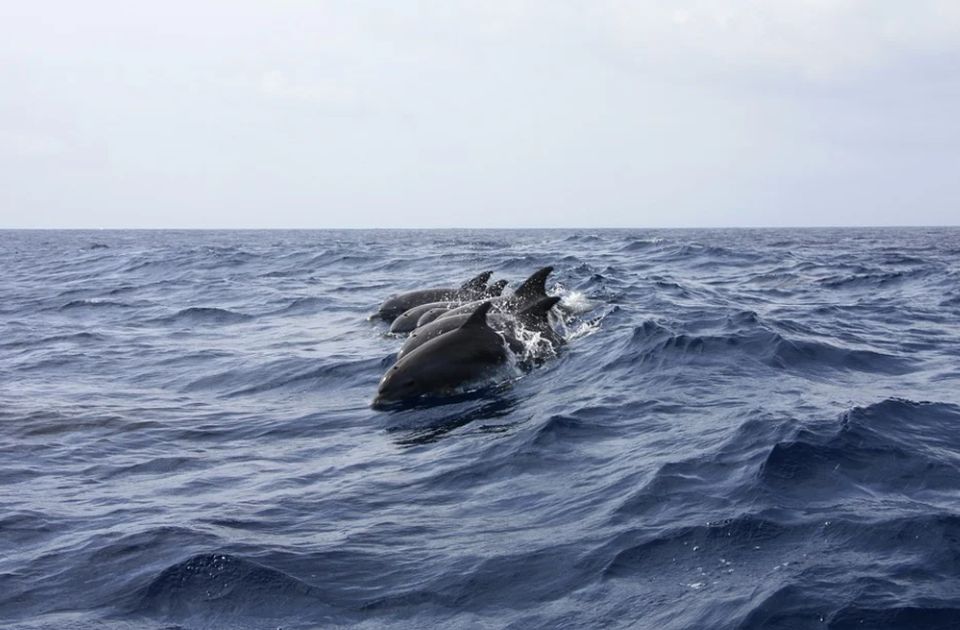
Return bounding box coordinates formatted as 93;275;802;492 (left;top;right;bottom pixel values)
2;228;960;630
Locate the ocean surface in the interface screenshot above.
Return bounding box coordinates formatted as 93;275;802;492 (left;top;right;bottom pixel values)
2;228;960;630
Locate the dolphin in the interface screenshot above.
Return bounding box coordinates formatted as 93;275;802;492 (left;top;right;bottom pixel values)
411;279;509;328
377;271;491;322
373;302;509;408
389;301;460;334
416;307;450;328
397;296;561;360
388;278;511;333
437;266;553;321
484;279;509;298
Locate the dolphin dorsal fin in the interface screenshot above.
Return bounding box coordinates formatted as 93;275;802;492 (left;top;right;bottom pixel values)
519;296;561;322
486;279;508;297
460;271;492;293
513;266;553;303
460;301;493;328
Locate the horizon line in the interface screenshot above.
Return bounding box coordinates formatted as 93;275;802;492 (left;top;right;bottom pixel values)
1;225;959;231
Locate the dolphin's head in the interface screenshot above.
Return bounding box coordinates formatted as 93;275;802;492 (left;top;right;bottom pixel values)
373;302;503;409
373;362;427;408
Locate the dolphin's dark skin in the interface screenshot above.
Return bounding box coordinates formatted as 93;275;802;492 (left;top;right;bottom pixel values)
416;307;450;328
377;271;491;322
437;266;553;321
389;301;459;334
484;279;509;298
397;296;561;360
390;278;511;333
374;302;509;408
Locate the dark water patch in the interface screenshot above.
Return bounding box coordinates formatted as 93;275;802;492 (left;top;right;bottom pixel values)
611;317;915;376
0;331;108;350
738;583;841;629
768;335;916;374
17;412;126;437
758;398;960;503
614;413;796;521
365;544;587;612
104;285;140;296
821;512;960;572
135;553;330;624
830;605;960;629
0;466;45;486
59;299;133;310
267;296;332;316
45;331;108;344
0;511;64;545
95;456;205;480
617;238;662;252
227;356;380;397
653;241;768;266
601;514;800;581
151;307;253;326
194;247;258;269
522;413;617;451
563;234;604;242
259;267;304;278
817;267;930;290
940;294;960;307
739;577;960;630
385;392;522;445
121;257;180;274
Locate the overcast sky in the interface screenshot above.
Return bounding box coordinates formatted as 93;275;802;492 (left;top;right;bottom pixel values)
2;1;959;228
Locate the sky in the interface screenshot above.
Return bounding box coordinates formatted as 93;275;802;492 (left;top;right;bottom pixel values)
2;1;959;228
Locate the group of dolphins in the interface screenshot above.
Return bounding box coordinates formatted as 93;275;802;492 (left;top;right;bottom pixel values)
372;267;563;408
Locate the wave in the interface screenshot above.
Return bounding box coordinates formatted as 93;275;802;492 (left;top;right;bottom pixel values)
828;606;960;629
563;233;604;243
738;514;960;630
602;514;794;580
1;331;109;350
522;412;620;451
135;553;330;622
817;267;931;290
59;299;132;310
940;294;960;308
758;398;960;501
224;357;378;397
95;456;204;480
648;241;768;265
267;296;333;316
179;355;382;397
617;238;662;252
151;307;253;325
612;317;916;375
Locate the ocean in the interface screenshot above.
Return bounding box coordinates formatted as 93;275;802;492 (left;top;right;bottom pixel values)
2;228;959;629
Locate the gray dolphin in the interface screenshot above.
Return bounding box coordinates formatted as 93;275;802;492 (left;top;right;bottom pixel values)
373;302;509;408
389;301;460;334
437;266;553;321
397;296;561;360
416;307;450;328
389;278;511;333
484;279;509;298
377;271;491;322
412;279;509;329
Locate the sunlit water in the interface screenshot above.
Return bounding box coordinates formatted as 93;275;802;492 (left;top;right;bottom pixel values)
2;228;959;629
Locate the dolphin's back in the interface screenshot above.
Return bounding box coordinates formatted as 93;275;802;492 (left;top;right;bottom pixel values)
376;303;507;405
